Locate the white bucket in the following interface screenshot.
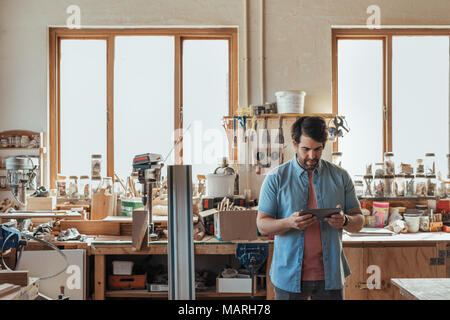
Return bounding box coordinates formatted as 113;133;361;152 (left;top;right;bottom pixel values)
275;90;306;114
206;173;235;198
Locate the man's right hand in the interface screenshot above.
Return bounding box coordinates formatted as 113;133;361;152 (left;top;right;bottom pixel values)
287;211;317;231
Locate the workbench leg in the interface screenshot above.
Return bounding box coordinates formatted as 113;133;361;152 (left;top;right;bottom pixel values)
94;255;105;300
266;243;275;300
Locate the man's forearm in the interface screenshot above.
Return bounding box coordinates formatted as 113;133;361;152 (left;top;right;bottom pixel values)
343;214;364;233
258;216;292;236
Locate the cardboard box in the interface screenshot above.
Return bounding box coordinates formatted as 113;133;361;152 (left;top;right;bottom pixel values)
216;276;257;293
26;196;56;211
213;210;257;241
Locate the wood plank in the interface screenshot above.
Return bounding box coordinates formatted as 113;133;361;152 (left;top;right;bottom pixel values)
266;243;274;300
0;271;28;286
343;247;367;300
94;255;105;300
59;220;120;235
0;284;21;298
132;210;149;251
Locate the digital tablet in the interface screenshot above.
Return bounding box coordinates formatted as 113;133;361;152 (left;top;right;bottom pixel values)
300;208;342;219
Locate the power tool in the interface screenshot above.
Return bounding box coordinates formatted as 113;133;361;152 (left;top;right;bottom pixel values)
132;153;164;241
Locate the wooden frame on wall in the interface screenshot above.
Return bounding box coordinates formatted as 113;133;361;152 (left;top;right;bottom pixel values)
48;27;238;188
331;27;450;159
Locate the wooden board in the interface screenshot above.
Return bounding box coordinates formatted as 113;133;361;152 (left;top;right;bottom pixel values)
0;284;21;298
0;212;81;219
59;220;120;236
132;210;148;251
343;247;367;300
0;278;39;300
91;189;114;220
391;278;450;300
0;270;28;286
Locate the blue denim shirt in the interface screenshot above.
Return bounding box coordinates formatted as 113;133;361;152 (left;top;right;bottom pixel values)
258;155;360;292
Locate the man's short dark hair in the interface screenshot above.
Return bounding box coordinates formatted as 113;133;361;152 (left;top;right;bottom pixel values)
291;116;328;146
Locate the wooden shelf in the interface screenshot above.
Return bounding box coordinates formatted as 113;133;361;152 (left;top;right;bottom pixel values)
358;197;438;201
0;148;40;151
223;113;338;119
105;289;266;298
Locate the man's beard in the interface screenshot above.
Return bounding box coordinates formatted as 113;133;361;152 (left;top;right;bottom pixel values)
297;154;319;171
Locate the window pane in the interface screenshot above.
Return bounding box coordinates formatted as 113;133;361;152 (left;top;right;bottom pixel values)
60;40;107;176
393;36;449;176
338;40;384;178
114;36;175;179
182;40;229;179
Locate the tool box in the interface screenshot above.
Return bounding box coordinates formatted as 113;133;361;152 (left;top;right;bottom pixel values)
108;273;146;290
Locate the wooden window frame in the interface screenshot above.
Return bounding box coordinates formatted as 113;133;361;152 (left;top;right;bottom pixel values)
332;28;450;158
49;27;238;188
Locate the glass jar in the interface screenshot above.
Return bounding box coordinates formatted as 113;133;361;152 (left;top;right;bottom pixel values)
415;174;427;197
67;176;79;200
56;175;67;197
91;154;102;178
445;180;450;198
405;174;415;197
79;175;90;200
363;175;373;197
384;152;395;175
0;175;6;189
373;174;385;198
99;177;113;194
0;138;8;148
384;175;395;197
424;153;436;176
91;176;102;195
331;152;343;167
365;163;373;176
426;175;436;197
374;163;385;177
394;174;405;197
415;159;425;175
354;180;363;197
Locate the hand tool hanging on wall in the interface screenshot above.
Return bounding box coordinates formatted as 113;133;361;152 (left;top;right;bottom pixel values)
249;116;258;167
257;117;271;169
270;116;284;165
232;116;238;162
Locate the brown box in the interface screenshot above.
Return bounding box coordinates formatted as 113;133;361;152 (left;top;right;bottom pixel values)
213;210;257;241
26;196;56;211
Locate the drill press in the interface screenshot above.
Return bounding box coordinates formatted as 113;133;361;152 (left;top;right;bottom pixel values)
132;153;164;241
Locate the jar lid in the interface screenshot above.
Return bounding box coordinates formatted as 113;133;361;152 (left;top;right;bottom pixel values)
91;154;102;159
363;175;373;179
69;176;78;179
384;152;394;157
405;174;414;178
395;174;405;177
426;175;436;178
80;175;89;179
384;175;394;179
374;174;384;179
332;152;342;156
57;175;66;180
91;176;102;180
425;153;435;157
415;174;425;178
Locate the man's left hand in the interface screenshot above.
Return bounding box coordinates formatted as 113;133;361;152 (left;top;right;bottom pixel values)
324;205;345;229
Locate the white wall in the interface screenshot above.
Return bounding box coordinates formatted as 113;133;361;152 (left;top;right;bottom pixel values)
1;0;450;189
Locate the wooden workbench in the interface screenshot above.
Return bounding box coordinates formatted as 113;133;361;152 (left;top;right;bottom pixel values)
391;278;450;300
90;235;274;300
342;232;450;300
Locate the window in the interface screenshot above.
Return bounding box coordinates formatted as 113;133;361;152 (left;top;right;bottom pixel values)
49;28;238;187
333;29;450;179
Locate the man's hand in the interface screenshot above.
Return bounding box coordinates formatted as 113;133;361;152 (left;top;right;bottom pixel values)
287;211;317;231
324;205;346;229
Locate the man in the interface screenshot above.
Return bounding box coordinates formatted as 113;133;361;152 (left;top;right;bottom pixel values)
257;116;364;300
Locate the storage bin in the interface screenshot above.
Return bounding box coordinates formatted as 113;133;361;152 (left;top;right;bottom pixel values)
275;91;306;114
112;260;134;275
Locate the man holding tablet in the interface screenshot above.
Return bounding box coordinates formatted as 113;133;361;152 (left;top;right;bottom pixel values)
257;116;364;300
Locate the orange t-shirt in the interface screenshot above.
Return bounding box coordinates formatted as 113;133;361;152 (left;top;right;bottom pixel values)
301;170;325;281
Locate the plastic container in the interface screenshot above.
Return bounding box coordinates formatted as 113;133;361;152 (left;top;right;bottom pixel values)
112;261;134;275
91;154;102;178
405;174;415;197
275;91;306;114
415;174;427;197
206;173;236;198
384;175;395;197
384;152;395;175
121;198;144;217
424;153;436;176
394;174;405;197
